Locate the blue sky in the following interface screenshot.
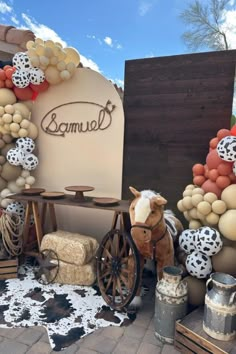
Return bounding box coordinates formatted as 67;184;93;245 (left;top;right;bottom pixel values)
0;0;236;87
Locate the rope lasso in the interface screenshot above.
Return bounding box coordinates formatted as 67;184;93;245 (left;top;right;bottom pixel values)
0;209;23;256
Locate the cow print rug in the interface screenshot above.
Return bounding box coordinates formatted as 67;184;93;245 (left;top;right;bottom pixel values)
0;265;138;351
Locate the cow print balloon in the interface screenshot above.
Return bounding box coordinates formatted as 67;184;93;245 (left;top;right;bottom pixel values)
196;226;222;256
186;251;212;279
16;137;35;154
217;136;236;162
29;67;45;85
12;69;30;88
22;153;38;170
6;148;25;166
6;201;25;222
13;52;32;71
179;229;197;254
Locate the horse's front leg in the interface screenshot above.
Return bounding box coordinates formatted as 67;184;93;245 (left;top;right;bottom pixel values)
127;254;144;312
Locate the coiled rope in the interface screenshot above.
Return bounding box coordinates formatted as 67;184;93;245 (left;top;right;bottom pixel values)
0;210;23;256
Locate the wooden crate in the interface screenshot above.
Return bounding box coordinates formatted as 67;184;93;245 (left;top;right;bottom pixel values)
175;307;236;354
0;258;18;279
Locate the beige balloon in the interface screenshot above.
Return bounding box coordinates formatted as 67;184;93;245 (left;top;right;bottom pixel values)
64;47;80;66
13;103;30;119
1;162;21;181
0;89;17;106
27;122;38;140
45;65;62;85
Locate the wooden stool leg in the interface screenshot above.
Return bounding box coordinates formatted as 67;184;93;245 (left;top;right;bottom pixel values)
23;201;32;250
41;203;47;233
32;202;43;250
111;211;119;229
48;203;57;231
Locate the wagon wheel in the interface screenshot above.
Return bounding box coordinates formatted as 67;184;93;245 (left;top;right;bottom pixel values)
35;249;59;285
96;229;140;311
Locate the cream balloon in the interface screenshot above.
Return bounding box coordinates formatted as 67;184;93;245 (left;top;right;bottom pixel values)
60;70;71;81
45;65;62;85
64;47;80;66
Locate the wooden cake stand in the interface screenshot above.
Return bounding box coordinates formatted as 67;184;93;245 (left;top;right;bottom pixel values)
65;186;94;201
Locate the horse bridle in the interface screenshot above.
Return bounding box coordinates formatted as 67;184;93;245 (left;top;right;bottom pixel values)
131;213;167;259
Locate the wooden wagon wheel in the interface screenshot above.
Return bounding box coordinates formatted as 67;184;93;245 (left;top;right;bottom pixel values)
96;229;140;311
34;249;59;285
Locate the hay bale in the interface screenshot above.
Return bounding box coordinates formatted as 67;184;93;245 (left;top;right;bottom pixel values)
50;258;96;286
41;230;99;266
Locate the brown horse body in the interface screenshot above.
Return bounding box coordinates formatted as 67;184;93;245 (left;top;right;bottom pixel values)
128;186;183;310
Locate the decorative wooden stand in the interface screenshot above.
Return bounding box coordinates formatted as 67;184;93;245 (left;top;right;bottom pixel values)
175;307;236;354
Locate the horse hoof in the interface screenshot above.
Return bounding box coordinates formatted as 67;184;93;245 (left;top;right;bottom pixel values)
127;296;142;313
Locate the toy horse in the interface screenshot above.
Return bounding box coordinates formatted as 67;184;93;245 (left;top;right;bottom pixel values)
128;186;183;310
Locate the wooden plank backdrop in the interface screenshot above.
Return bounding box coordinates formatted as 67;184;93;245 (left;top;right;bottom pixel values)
122;50;236;222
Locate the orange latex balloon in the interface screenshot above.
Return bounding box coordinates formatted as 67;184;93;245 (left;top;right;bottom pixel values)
192;163;205;176
13;86;34;101
208;169;219;182
204;164;209;178
217;128;231;141
217;162;233;176
30;80;49;93
230;125;236;136
229;172;236;182
216;175;231;189
206;149;223;169
201;179;222;198
193;175;206;186
209;137;219;149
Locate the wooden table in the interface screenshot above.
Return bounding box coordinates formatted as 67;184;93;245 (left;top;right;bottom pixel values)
175;306;236;354
8;193;130;253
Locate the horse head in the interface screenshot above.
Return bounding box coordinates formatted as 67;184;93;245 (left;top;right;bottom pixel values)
129;186;168;258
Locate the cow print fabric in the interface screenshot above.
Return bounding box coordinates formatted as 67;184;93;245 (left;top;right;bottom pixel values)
0;265;136;351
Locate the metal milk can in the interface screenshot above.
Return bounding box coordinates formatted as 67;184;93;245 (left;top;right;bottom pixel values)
203;272;236;341
154;266;188;343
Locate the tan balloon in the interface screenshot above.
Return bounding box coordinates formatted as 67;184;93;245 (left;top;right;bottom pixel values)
197;201;211;215
45;40;55;48
0;176;7;190
26;40;35;49
1;162;21;181
182;196;193;210
64;47;80;66
27;48;37;57
45;65;62;85
35;44;45;56
184;276;206;306
66;62;76;74
39;56;49;67
0;89;17;106
221;184;236;209
2;134;12;143
4;105;15;115
2;113;12;124
212;246;236;277
185;184;195;190
192;187;204;195
0;106;5;116
177;200;185;212
219;210;236;240
18;128;28;138
60;70;71;81
35;38;44;45
212;200;227;214
27;122;38;140
20;119;30;129
13;103;30;119
205;212;219;225
203;192;218;204
183;189;193;197
44;47;54;58
189;220;202;229
57;61;66;71
10;122;20;133
30;56;40;67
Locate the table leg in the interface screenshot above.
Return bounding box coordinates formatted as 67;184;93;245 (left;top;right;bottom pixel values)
41;203;47;233
32;201;43;249
111;211;119;229
23;201;32;250
48;203;57;231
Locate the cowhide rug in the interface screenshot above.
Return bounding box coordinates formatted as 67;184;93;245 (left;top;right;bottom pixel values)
0;265;137;351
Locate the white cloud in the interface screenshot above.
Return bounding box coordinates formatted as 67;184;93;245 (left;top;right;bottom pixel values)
0;1;12;13
116;43;122;49
11;15;19;25
21;13;67;47
80;54;101;73
221;9;236;48
139;1;152;16
104;36;113;47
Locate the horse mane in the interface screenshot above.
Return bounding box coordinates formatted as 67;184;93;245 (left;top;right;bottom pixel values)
140;189;160;199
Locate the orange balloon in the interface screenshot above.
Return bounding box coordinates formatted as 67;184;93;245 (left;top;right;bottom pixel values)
216;176;231;189
30;80;49;93
5;79;14;88
209;137;219;149
206;149;223;169
0;69;6;80
193;175;206;186
208;169;219;182
13;86;33;101
217;128;231;141
0;80;5;88
201;179;222;198
204;164;209;178
230;125;236;137
5;68;14;79
229;173;236;182
192;163;205;176
217;162;232;176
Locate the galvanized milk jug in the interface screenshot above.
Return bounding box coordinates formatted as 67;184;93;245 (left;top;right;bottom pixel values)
154;266;188;343
203;272;236;341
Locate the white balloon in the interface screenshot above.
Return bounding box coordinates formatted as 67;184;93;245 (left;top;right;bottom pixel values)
12;69;30;88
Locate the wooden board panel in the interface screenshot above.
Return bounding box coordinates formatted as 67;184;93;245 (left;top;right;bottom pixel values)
0;258;18;279
122;50;236;219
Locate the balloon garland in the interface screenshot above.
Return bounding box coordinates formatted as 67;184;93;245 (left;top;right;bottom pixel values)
0;37;80;213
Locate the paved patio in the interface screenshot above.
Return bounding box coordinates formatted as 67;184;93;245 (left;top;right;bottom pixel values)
0;277;180;354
